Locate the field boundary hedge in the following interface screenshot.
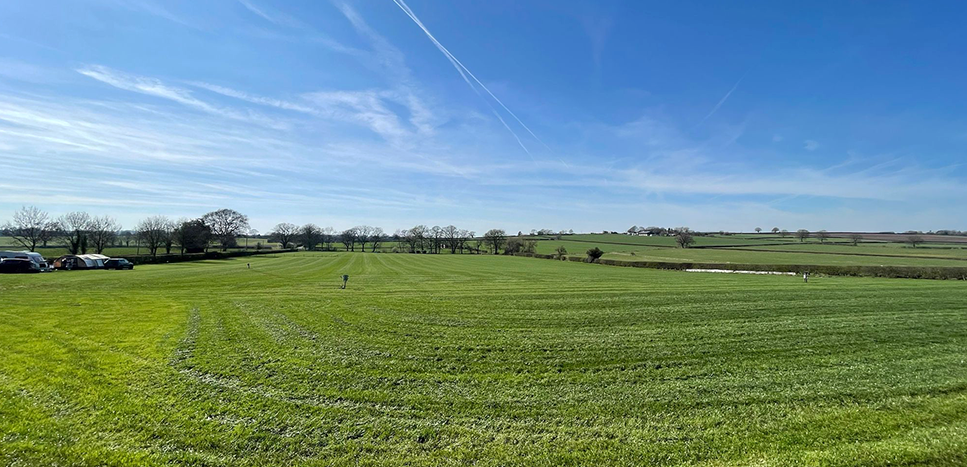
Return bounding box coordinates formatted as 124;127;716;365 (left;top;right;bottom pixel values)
119;249;299;265
514;253;967;280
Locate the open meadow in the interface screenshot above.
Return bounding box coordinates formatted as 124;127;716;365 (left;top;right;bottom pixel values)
2;252;967;465
532;234;967;268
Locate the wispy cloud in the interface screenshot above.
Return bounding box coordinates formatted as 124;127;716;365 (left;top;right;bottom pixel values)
304;90;413;144
186;80;436;146
188;81;317;114
697;74;744;126
100;0;197;29
388;0;550;157
77;65;287;129
0;88;475;224
804;139;820;151
237;0;304;29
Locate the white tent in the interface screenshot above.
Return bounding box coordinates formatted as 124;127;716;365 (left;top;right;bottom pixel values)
78;254;109;268
54;253;110;269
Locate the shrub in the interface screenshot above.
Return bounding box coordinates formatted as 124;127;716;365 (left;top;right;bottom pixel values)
555;245;568;259
586;247;604;263
675;231;695;248
505;238;537;255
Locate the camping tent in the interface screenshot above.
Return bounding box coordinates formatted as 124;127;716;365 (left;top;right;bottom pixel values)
53;254;109;270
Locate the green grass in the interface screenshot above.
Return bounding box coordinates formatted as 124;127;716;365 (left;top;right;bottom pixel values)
726;242;967;257
2;252;967;465
533;234;967;267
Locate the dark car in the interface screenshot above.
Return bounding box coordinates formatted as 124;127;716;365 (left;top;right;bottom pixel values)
104;258;135;270
0;258;41;274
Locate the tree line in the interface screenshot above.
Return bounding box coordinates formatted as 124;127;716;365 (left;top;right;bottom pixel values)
2;206;533;258
2;206;254;257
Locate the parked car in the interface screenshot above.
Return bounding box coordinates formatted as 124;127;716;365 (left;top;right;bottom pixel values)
0;258;41;274
0;251;50;271
104;258;135;270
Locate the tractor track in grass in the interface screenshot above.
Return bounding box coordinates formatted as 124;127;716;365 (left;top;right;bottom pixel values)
4;252;967;465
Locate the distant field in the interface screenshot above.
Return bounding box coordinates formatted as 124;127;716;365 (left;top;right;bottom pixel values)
6;233;967;268
2;253;966;465
532;234;967;267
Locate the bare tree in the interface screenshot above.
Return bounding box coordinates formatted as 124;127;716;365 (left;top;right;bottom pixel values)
849;233;863;246
407;225;427;252
60;211;93;254
755;227;762;234
202;209;249;251
136;216;171;257
88;216;121;254
299;224;322;250
443;225;459;253
816;230;830;243
796;229;810;243
161;219;177;254
4;206;54;251
271;222;298;249
369;227;384;252
456;229;471;253
780;229;789;238
39;221;61;248
320;227;336;250
483;229;506;255
355;226;373;252
675;230;695;248
434;226;448;253
906;235;924;248
771;227;780;234
340;227;359;251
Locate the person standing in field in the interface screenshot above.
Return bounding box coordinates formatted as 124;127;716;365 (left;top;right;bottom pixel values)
803;272;808;283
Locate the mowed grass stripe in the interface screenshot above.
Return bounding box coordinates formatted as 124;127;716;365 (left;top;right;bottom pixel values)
1;252;966;465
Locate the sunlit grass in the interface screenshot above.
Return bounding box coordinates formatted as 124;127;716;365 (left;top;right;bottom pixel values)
2;253;966;465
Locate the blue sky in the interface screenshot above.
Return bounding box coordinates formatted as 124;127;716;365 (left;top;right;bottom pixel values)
1;0;965;233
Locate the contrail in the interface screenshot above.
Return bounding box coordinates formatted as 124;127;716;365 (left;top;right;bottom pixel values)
697;74;745;127
391;0;552;154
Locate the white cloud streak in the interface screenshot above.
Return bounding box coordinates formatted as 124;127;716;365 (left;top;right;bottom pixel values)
389;0;551;157
697;74;744;126
77;65;288;129
237;0;304;29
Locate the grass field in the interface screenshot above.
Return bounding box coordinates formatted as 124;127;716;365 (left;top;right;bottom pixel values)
532;234;967;267
2;253;967;465
7;233;967;269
